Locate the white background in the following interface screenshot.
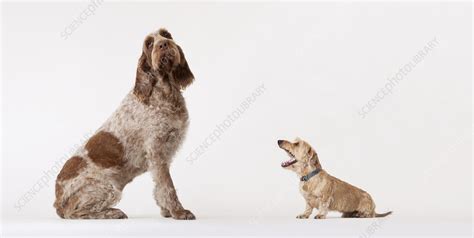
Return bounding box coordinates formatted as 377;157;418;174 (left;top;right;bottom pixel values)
1;1;472;237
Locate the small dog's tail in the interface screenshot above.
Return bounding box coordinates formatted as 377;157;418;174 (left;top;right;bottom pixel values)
375;211;393;217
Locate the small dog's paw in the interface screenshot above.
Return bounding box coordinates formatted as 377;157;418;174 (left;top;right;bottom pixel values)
314;214;326;219
296;214;310;219
171;209;196;220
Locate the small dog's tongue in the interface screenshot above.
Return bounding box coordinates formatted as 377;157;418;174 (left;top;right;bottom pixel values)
281;159;296;167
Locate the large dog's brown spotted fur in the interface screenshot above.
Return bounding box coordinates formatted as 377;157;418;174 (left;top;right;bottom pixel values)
57;156;87;181
85;131;125;168
54;28;195;220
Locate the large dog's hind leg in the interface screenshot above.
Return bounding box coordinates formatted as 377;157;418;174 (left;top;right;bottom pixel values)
60;179;127;219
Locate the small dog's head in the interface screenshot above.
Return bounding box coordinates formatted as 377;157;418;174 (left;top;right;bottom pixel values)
277;138;321;174
134;28;194;103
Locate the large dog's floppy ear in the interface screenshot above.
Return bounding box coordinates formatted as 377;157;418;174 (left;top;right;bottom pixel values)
134;36;156;104
172;45;194;89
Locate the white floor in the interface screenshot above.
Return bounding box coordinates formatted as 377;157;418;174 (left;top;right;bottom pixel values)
2;215;472;237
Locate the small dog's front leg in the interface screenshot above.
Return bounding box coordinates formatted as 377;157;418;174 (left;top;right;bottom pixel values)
314;199;330;219
151;163;195;220
296;202;313;219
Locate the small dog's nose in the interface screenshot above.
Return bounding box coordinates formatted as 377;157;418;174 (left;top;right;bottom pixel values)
158;40;168;49
277;140;283;146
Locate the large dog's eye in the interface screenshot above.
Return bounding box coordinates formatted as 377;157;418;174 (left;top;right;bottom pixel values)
145;37;154;49
295;142;300;146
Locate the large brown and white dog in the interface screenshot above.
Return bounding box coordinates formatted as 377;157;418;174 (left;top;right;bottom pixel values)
54;29;195;219
278;138;392;219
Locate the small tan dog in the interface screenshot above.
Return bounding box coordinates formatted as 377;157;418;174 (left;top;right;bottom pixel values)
277;138;392;219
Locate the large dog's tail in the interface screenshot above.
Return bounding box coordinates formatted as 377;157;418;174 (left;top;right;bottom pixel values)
375;211;393;217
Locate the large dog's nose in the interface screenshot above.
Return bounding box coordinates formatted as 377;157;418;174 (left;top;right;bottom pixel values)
157;40;169;50
277;140;283;146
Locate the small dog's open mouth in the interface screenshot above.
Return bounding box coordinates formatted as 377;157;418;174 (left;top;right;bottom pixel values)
281;158;296;167
281;149;297;167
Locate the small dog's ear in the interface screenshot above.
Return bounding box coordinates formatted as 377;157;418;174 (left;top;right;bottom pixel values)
309;148;322;169
172;45;194;89
306;147;314;159
158;28;173;39
134;36;156;104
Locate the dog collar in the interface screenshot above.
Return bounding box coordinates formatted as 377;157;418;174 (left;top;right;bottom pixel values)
300;168;322;182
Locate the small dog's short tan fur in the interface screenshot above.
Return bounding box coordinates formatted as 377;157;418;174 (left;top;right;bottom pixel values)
278;138;392;219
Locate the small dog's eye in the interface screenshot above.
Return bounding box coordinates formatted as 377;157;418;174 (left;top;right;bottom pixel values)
295;142;300;146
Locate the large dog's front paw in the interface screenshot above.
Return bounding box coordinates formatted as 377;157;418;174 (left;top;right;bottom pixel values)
171;209;195;220
160;208;172;218
296;214;310;219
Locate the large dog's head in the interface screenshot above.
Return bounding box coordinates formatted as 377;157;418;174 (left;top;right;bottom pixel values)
134;28;194;103
277;138;322;174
